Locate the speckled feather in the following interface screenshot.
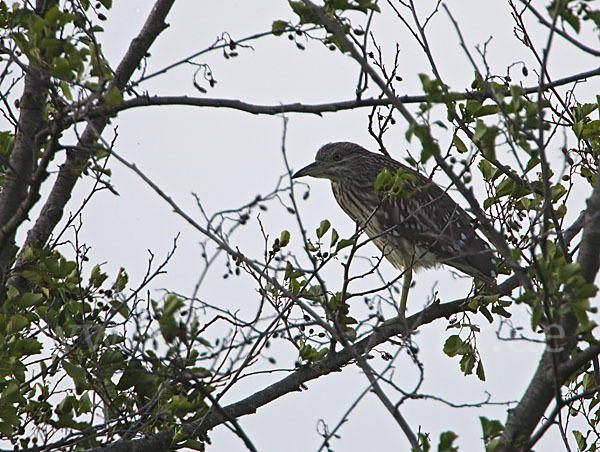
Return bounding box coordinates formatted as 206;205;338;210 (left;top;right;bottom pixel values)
299;142;497;283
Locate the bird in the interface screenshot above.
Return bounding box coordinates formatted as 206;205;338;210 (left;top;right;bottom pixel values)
292;142;497;286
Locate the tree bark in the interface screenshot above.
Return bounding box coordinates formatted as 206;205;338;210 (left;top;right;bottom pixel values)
499;173;600;450
0;0;57;276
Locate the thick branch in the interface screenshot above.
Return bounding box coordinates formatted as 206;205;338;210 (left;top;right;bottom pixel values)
0;134;58;251
84;63;600;118
19;0;176;253
577;173;600;283
0;2;57;270
0;70;46;269
499;172;600;450
78;140;520;452
85;293;486;452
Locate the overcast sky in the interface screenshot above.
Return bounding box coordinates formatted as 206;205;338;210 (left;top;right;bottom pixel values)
33;1;600;450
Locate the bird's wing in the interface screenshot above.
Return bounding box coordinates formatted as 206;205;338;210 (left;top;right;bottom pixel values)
374;172;497;281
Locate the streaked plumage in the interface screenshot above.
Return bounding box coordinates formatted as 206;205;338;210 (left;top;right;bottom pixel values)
293;142;497;284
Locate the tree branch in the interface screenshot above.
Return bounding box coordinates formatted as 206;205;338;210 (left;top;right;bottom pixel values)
0;1;56;272
17;0;176;257
520;0;600;57
84;292;491;452
499;172;600;449
81;67;600;120
576;172;600;283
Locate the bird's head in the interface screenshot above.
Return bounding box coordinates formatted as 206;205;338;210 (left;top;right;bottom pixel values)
292;142;369;182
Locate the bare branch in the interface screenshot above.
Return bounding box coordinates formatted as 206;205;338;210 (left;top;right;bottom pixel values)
520;0;600;57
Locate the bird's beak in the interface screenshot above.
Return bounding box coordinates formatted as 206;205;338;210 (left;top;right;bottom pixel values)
292;161;325;179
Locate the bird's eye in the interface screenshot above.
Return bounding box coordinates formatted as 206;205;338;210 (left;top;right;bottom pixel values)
332;152;342;161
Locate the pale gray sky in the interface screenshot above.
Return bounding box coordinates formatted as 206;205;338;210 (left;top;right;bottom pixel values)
37;1;599;450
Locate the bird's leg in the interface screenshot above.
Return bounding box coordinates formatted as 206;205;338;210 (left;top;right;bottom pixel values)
399;266;412;317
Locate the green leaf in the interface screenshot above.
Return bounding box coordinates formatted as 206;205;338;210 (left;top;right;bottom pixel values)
460;352;476;374
472;104;500;117
7;315;29;334
306;240;319;252
416;126;441;162
63;361;86;384
324;33;349;52
182;440;207;451
479;305;493;323
272;20;288;36
438;431;458;452
164;294;183;316
418;433;432;452
583;373;596;392
525;156;540;173
104;334;126;345
159;313;178;343
44;5;60;25
279;230;291;247
335;238;355;252
573;121;585;139
99;350;124;368
112;267;128;293
443;335;468;357
110;299;130;319
452;135;468;154
59;80;73;101
342;315;358;325
516;290;536;304
17;292;45;307
0;383;25;405
317;220;330;239
105;86;123;106
478;160;495;181
573;430;586;450
476;359;486;381
90;264;108;288
480;416;504;443
558;262;580;282
330;228;339;247
496;177;515;198
374;167;393;192
284;261;304;280
5;285;18;301
0;406;19;426
15;338;42;355
159;295;184;342
555;3;580;33
576;283;598;299
491;305;512;318
531;307;544;331
474;122;498;160
289;0;321;24
573;102;598;121
133;372;160;398
551;183;567;202
314;347;329;361
298;341;328;363
51;57;73;79
77;393;92;415
473;120;487;142
0;421;15;436
116;360;142;390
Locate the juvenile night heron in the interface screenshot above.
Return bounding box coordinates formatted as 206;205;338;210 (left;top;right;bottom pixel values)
293;142;497;287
